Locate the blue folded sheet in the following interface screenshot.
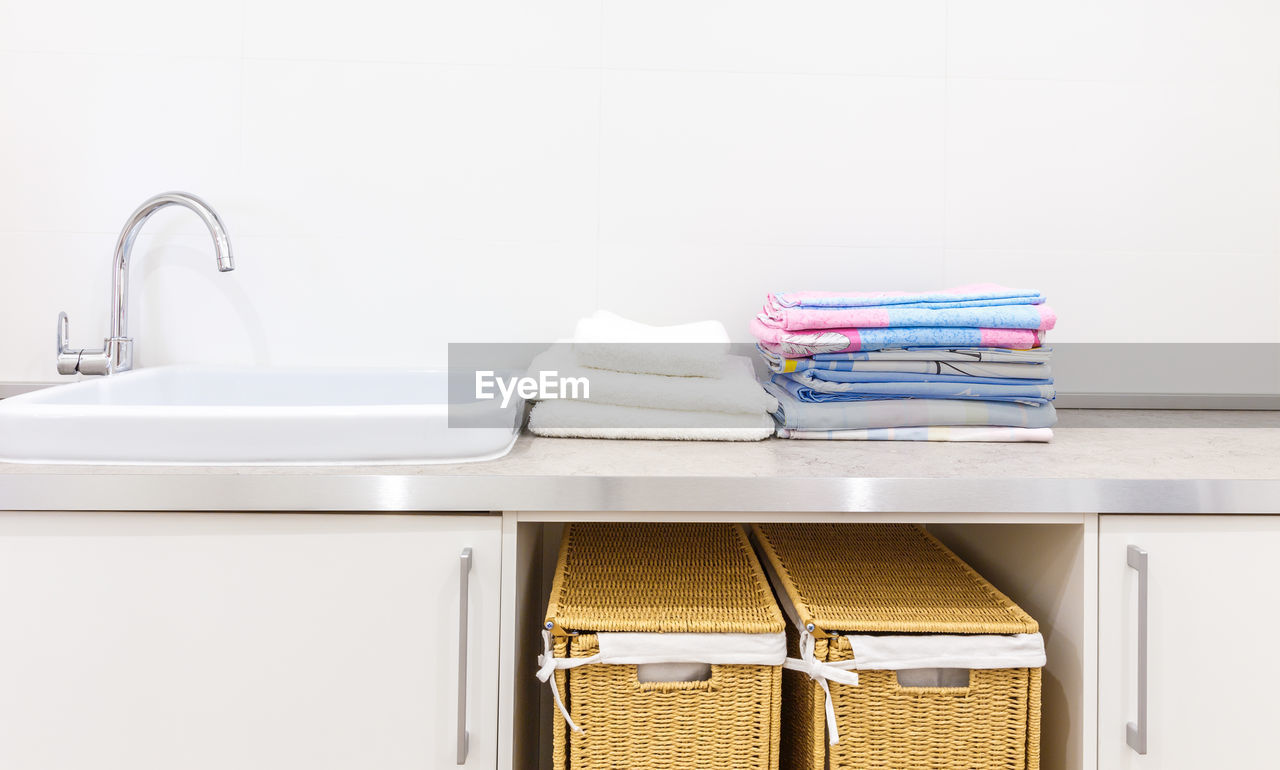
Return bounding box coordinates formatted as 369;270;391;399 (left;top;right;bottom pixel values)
794;369;1054;387
772;286;1046;310
774;373;1055;406
764;380;1059;431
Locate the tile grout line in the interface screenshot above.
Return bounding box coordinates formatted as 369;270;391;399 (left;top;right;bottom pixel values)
942;0;951;279
6;48;1279;87
594;1;605;314
238;0;248;192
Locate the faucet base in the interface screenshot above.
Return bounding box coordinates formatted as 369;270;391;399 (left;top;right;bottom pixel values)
55;313;133;375
106;337;133;373
66;338;130;376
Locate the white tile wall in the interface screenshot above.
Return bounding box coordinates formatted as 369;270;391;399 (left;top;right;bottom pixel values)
948;0;1280;82
237;60;599;242
597;244;948;330
600;71;945;248
601;1;946;77
2;0;1279;388
0;52;242;234
243;0;602;67
941;250;1280;344
946;78;1280;254
947;0;1146;82
0;0;246;58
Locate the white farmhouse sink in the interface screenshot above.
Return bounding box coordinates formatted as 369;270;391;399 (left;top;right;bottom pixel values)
0;366;522;465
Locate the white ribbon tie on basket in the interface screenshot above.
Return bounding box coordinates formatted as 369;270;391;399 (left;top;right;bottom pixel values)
782;629;861;745
537;630;596;733
536;629;787;734
759;551;862;745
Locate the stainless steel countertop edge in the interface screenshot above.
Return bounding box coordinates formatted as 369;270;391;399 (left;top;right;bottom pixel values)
1;474;1278;514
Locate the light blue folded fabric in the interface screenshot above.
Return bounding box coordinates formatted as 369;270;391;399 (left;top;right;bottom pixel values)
756;343;1054;377
772;374;1053;406
811;347;1054;363
772;286;1045;310
764;379;1059;430
779;357;1051;380
771;375;911;403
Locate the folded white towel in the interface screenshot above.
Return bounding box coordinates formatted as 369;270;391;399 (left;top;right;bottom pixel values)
573;311;730;378
529;400;775;441
528;350;775;415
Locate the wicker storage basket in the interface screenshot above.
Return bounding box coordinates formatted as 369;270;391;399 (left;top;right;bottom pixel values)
751;523;1043;770
540;523;786;770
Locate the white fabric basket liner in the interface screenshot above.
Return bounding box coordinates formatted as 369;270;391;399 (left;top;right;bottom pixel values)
594;631;788;665
535;628;1044;737
836;632;1045;671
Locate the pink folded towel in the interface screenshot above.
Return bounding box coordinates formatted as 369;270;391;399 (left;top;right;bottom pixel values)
750;317;1045;357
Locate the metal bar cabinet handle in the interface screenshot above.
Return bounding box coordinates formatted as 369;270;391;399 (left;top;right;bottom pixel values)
457;547;473;765
1126;545;1148;755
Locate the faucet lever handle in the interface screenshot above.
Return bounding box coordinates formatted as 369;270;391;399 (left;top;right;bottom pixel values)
56;312;80;375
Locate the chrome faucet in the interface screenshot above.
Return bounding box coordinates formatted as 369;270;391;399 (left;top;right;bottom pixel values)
56;192;235;375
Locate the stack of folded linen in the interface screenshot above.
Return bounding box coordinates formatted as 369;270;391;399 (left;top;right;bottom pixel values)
527;311;777;441
751;285;1058;442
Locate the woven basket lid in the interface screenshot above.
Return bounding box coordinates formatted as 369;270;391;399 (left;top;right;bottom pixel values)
545;523;785;635
752;523;1038;636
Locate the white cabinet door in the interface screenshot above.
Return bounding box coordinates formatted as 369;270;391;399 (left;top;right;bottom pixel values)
0;512;502;770
1099;515;1280;769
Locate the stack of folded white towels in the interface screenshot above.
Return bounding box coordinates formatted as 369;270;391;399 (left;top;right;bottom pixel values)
526;311;776;441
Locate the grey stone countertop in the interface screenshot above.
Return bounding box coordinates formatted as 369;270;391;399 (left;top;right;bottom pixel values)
2;410;1279;514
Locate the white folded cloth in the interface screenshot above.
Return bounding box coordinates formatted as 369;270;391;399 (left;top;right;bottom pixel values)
527;312;773;440
528;400;775;441
573;310;730;377
528;349;776;415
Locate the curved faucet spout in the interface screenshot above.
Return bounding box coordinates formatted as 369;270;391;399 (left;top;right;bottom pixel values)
110;191;235;342
56;191;235;376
